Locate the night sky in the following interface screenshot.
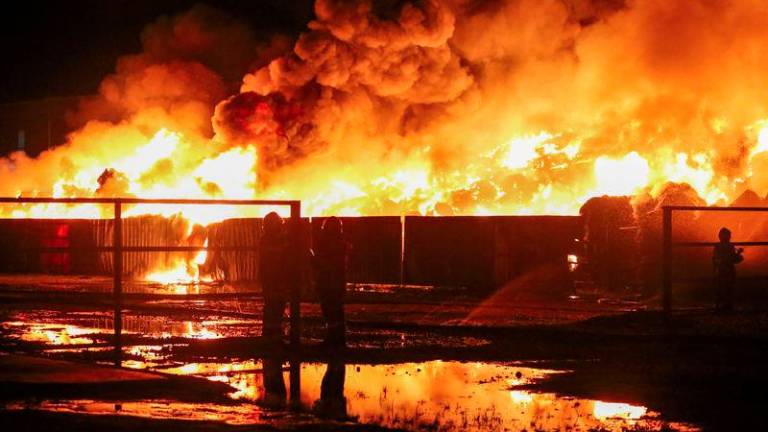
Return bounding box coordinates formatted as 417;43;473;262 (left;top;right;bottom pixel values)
0;0;314;103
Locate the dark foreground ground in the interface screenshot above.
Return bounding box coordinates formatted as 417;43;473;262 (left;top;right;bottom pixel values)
1;276;768;431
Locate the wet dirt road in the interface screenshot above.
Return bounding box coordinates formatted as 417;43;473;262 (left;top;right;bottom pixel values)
2;278;767;431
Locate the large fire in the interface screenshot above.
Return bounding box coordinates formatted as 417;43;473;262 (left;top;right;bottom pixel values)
2;0;768;281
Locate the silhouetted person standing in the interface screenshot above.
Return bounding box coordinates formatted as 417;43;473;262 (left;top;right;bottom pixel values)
259;212;288;343
261;356;287;407
713;227;743;312
314;359;347;419
314;217;349;346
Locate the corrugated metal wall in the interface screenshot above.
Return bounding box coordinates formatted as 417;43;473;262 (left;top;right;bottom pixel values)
206;218;262;281
312;216;401;285
404;216;582;291
404;217;496;289
0;216;582;292
93;215;196;276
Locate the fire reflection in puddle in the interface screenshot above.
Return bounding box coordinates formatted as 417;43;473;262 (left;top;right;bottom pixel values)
160;360;265;400
2;311;700;431
4;321;102;346
593;401;648;420
3;399;282;426
3;360;699;431
153;360;697;432
1;312;239;345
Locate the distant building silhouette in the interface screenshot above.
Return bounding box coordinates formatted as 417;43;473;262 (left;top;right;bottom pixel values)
0;96;97;157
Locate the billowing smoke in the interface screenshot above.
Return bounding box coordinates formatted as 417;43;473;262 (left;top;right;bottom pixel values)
212;0;768;215
4;0;768;218
213;0;475;196
0;5;282;210
71;4;267;135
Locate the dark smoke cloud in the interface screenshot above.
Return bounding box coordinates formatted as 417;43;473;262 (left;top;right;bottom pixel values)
69;5;287;138
214;0;475;178
8;0;768;216
140;4;264;82
213;89;318;177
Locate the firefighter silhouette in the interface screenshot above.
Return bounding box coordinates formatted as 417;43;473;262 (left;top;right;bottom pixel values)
313;217;350;346
314;360;347;419
259;212;288;342
712;227;743;312
261;356;287;407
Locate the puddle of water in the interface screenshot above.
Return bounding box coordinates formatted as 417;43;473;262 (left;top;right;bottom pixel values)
118;315;254;340
1;310;701;431
154;359;698;432
160;360;268;400
2;399;287;425
2;360;699;431
10;322;100;345
2;311;493;351
1;311;254;344
350;329;491;349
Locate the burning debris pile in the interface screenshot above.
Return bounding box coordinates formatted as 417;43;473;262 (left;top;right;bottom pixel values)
2;0;768;283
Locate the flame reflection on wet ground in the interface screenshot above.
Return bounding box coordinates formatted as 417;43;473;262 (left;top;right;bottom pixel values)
3;356;701;430
156;360;698;432
2;399;280;426
0;311;700;431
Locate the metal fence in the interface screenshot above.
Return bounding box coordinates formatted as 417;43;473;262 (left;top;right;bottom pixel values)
662;205;768;315
0;197;303;351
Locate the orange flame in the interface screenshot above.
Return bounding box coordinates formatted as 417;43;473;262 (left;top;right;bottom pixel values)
3;0;768;283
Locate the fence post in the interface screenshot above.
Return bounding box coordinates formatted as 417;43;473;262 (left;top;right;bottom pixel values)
289;201;301;347
113;200;123;366
662;206;672;318
400;215;405;288
289;359;301;408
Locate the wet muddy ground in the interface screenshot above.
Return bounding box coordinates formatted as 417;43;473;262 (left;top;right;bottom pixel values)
2;276;768;431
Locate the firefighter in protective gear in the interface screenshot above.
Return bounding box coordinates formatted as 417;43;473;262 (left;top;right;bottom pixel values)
713;227;743;312
313;217;349;346
259;212;288;342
